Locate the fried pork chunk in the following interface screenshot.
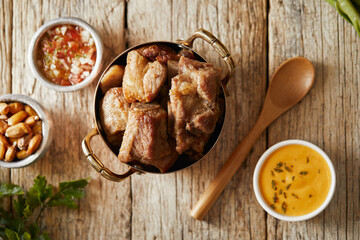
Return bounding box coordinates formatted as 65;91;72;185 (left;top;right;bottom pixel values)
100;65;125;94
138;44;178;64
118;102;178;172
167;60;179;80
169;56;222;154
137;44;195;64
100;87;131;145
123;50;167;103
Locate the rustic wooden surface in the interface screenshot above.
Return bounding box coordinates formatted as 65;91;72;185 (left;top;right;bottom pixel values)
0;0;359;239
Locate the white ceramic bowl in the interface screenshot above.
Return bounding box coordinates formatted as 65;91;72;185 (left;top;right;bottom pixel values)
0;94;53;168
28;17;104;92
253;139;336;222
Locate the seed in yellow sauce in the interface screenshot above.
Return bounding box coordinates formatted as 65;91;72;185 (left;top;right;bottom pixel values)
259;144;331;216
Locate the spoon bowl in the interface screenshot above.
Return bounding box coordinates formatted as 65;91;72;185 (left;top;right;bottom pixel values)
190;57;315;220
267;57;315;109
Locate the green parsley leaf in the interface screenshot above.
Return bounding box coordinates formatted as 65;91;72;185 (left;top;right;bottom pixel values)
0;175;89;239
5;229;20;240
61;188;86;199
0;183;23;198
28;223;40;238
48;198;78;209
37;231;51;240
48;178;89;209
25;176;53;215
23;205;32;219
13;195;26;218
0;206;24;234
32;176;53;202
59;179;88;190
21;232;31;240
25;189;41;216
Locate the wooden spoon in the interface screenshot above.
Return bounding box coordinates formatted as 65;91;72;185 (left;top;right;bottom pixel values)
190;57;315;220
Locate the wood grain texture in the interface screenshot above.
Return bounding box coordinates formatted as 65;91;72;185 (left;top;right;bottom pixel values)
0;0;12;210
127;0;267;239
268;0;360;239
127;1;177;239
172;1;268;239
342;14;360;240
9;1;131;239
0;0;359;239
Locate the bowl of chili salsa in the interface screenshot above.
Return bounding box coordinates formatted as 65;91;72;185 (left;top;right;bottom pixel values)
28;17;103;92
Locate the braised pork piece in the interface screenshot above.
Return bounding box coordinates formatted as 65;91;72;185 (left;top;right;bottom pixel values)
99;44;223;172
168;56;222;154
100;87;130;145
123;50;167;103
118;102;178;172
137;44;195;65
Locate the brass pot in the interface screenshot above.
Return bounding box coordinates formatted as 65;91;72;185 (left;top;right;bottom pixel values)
82;29;235;182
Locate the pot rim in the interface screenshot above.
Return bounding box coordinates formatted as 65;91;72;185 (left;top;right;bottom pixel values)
92;40;228;174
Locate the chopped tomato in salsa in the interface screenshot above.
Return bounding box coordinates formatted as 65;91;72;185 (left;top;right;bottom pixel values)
37;24;96;86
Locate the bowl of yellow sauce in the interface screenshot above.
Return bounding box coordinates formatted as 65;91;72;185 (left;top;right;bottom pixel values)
253;140;336;221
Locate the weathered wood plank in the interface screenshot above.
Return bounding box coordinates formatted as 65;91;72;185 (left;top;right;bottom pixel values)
268;0;360;239
321;3;347;239
343;24;360;240
0;0;13;210
338;3;360;240
126;1;179;240
268;0;330;239
172;1;268;239
2;0;358;239
10;1;131;239
0;0;12;95
128;0;267;239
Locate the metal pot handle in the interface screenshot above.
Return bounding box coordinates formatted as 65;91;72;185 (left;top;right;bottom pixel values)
177;28;235;96
82;127;137;182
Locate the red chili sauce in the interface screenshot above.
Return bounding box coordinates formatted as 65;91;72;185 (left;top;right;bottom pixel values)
37;24;96;86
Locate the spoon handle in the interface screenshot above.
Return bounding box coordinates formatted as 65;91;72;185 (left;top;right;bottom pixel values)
190;118;268;220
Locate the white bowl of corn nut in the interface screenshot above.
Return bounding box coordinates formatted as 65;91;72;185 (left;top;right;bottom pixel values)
0;94;53;168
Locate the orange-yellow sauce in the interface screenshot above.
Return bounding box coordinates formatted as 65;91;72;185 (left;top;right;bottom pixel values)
259;144;331;216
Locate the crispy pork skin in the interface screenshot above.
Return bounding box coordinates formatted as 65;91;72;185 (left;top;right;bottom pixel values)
123;50;167;103
138;44;178;64
100;87;131;145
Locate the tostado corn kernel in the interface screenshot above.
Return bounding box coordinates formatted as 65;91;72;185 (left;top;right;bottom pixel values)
0;101;43;162
5;123;31;138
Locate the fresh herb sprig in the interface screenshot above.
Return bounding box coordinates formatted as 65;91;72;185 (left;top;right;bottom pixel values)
0;175;89;240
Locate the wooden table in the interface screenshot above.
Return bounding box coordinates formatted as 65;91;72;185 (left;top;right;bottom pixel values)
1;0;359;239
